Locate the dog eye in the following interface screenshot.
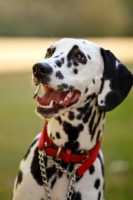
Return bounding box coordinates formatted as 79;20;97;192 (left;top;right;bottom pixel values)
45;48;55;58
75;52;84;60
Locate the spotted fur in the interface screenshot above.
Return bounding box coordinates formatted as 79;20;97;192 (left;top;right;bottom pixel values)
12;38;133;200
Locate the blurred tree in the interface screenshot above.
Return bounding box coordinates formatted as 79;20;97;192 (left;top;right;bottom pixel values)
0;0;132;37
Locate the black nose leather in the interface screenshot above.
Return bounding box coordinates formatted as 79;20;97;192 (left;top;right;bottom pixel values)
32;63;52;78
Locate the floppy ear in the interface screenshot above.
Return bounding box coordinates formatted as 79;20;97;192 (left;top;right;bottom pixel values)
98;48;133;112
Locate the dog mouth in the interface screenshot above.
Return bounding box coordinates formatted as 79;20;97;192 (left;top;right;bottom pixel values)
34;84;81;114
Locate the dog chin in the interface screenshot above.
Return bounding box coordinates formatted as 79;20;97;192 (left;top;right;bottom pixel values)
35;106;67;119
35;107;55;119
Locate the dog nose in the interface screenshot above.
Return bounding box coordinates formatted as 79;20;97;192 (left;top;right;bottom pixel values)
32;63;52;78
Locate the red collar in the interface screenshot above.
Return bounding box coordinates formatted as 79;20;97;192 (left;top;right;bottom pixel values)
38;120;102;177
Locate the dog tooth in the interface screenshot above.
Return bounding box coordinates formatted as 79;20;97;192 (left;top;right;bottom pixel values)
59;100;63;104
39;105;44;108
67;91;73;98
49;100;53;108
39;105;49;108
67;92;71;98
64;96;69;101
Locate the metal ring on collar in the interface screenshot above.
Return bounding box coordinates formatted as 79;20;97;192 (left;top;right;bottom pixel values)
56;145;63;161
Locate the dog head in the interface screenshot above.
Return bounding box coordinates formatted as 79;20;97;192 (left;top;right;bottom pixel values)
32;38;133;118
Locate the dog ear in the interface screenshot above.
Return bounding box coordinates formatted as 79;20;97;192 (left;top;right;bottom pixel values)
98;48;133;112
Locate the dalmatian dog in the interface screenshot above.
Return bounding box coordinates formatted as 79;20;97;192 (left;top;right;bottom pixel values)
12;38;133;200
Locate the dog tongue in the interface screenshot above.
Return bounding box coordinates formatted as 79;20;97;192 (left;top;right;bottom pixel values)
36;97;51;105
36;88;68;106
36;85;81;107
49;90;63;102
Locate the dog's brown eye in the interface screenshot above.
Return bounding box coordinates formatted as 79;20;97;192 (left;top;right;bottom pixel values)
45;48;55;58
75;52;84;60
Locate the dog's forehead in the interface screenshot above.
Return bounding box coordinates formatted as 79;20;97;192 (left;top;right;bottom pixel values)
51;38;100;55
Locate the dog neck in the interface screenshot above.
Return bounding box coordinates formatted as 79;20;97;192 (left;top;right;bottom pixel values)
47;98;106;151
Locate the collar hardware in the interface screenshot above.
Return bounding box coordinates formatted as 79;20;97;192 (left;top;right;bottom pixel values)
38;120;102;177
56;145;63;161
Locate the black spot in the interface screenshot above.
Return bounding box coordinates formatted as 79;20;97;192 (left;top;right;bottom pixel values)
62;83;68;89
58;83;68;90
83;41;86;44
55;116;62;125
65;141;80;150
96;130;101;143
23;138;38;160
51;176;57;189
50;133;52;139
89;110;96;138
88;54;91;60
73;60;79;66
55;60;62;67
83;106;92;123
98;191;101;200
85;87;88;93
77;102;90;115
84;93;96;103
69;85;75;90
93;79;95;84
73;68;78;74
101;77;103;82
30;147;44;185
56;132;61;139
46;166;56;180
16;170;23;189
68;111;75;120
58;170;63;178
77;114;82;120
63;121;83;148
54;55;59;58
67;61;72;68
72;191;82;200
91;111;102;141
89;165;95;175
56;71;64;80
95;100;98;107
98;153;104;177
100;100;103;104
61;57;65;64
94;178;100;189
53;136;55;140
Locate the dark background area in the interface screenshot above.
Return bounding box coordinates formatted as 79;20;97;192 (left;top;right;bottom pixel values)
0;0;133;37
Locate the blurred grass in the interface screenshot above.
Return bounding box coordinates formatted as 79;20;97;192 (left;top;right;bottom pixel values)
0;72;44;199
0;71;133;200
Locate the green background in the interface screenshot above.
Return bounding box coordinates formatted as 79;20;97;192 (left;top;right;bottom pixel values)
0;71;133;200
